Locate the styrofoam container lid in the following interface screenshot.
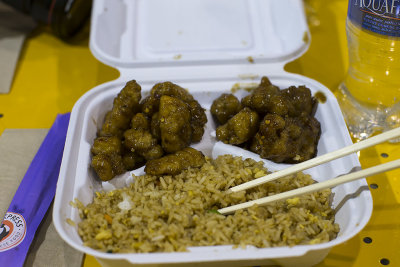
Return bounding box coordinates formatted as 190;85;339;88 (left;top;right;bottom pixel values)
53;0;373;266
89;0;310;76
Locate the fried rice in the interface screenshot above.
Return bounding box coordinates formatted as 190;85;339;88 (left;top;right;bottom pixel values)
74;155;339;253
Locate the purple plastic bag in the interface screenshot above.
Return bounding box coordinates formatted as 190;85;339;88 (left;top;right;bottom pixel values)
0;113;70;266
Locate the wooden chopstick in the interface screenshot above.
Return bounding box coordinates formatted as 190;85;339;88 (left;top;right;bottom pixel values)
228;127;400;193
218;158;400;215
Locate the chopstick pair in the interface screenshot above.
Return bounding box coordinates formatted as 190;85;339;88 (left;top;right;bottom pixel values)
218;127;400;215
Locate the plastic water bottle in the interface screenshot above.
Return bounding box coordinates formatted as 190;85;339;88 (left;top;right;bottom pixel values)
337;0;400;141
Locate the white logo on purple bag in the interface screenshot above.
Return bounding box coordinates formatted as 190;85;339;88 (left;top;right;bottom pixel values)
0;212;27;252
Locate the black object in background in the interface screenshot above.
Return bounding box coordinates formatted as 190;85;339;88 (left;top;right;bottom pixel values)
2;0;92;40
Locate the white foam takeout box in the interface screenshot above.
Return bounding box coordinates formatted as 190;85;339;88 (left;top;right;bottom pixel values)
53;0;373;266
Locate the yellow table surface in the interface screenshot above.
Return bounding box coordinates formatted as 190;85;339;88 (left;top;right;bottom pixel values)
1;1;399;266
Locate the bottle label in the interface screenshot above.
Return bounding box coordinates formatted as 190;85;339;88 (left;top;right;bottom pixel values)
348;0;400;37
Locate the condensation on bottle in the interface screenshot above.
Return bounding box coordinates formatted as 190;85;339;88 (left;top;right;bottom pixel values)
337;0;400;141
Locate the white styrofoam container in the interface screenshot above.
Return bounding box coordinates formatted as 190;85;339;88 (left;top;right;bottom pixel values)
53;1;373;266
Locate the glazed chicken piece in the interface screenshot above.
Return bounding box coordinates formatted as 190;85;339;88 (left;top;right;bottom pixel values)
250;113;321;163
123;129;164;160
141;82;193;117
266;85;316;118
99;80;142;138
211;93;242;125
145;147;206;175
242;76;316;118
280;85;317;117
91;154;126;182
121;150;145;171
150;112;161;141
159;95;192;153
187;100;208;142
121;113;150;169
216;107;260;145
123;113;164;161
91;136;122;155
129;112;150;130
141;81;207;143
151;81;194;103
241;76;280;116
141;95;159;117
90;136;126;181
